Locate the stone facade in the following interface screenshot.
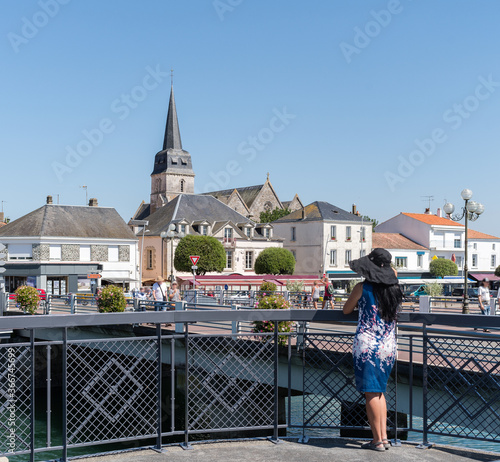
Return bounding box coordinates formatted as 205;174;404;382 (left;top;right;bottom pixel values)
62;244;79;261
226;193;249;216
248;182;282;219
119;245;130;262
32;244;50;261
91;245;108;262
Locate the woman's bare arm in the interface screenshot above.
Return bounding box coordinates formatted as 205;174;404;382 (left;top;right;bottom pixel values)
343;282;363;315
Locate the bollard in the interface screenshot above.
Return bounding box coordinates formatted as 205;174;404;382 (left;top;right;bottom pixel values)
419;296;431;313
175;300;186;333
70;293;76;314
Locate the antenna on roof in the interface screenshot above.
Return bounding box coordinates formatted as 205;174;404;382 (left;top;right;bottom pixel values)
1;201;5;213
80;185;88;205
421;195;434;211
171;68;174;86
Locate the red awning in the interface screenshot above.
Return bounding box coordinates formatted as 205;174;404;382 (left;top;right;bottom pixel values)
469;273;500;282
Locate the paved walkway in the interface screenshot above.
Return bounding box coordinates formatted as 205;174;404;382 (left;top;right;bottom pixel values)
75;438;500;462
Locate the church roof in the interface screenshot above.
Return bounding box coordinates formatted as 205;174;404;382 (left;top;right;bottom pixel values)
0;205;137;240
203;184;264;209
142;194;255;236
163;85;182;151
274;201;364;223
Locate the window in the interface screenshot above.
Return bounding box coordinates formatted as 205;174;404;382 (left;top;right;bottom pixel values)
200;225;208;236
417;254;423;268
492;255;496;268
329;250;337;266
146;249;154;270
244;227;251;238
224;228;233;239
472;254;478;267
108;245;119;262
493;244;496;250
360;249;366;257
395;257;407;269
456;256;462;267
179;224;187;234
8;244;32;260
245;251;253;269
360;226;366;242
180;179;185;192
49;245;61;261
346;226;351;241
226;250;233;269
264;228;270;239
291;227;296;241
330;225;336;240
80;245;91;262
473;243;477;250
345;249;351;265
454;238;461;248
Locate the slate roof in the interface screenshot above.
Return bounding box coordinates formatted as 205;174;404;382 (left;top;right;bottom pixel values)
401;213;463;227
274;201;364;223
203;185;264;209
163;85;182;151
143;194;255;236
0;205;137;239
373;233;427;250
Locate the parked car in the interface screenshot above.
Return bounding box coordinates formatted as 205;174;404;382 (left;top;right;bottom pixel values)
9;288;47;301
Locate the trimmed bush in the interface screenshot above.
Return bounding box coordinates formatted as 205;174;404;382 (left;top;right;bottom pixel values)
252;294;293;347
429;259;458;278
254;247;295;275
174;235;226;275
15;285;39;315
96;285;127;313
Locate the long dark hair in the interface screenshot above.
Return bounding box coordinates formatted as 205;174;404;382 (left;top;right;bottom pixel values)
371;282;403;322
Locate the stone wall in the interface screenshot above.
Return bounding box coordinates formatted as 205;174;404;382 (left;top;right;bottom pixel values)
32;244;50;260
91;245;108;262
248;184;281;219
62;244;79;261
119;245;130;262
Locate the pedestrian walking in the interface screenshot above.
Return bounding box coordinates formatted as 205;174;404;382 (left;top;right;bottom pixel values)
321;277;334;309
311;281;320;309
478;278;491;332
343;248;402;452
152;276;167;311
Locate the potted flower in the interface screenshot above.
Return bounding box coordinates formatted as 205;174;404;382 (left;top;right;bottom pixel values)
252;293;293;347
96;285;127;313
15;285;40;315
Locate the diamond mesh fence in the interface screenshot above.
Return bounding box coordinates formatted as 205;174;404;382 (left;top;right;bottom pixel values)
0;343;32;456
67;338;158;445
302;334;396;431
187;335;275;431
425;335;500;441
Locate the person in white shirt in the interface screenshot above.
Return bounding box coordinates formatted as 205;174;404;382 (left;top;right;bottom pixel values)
152;276;168;311
478;278;491;332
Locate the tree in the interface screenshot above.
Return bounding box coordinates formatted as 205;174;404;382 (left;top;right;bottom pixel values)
259;207;291;223
495;265;500;278
174;235;226;275
429;259;458;278
254;247;295;275
361;215;378;230
96;285;127;313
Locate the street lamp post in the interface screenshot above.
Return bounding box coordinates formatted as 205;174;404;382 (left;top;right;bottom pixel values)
443;189;485;314
161;224;185;283
129;219;149;288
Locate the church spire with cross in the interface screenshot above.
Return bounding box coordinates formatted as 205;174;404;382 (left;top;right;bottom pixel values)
150;78;195;213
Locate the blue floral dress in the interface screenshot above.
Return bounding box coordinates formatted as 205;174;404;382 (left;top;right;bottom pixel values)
353;283;396;393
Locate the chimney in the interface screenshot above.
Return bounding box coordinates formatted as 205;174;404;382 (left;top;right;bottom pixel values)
46;195;53;205
436;207;443;217
0;212;4;223
424;207;431;214
352;204;357;215
301;207;306;220
88;198;98;207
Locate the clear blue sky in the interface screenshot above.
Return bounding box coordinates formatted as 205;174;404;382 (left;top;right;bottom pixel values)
2;0;500;234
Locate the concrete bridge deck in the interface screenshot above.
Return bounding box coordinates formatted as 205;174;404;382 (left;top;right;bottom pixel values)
75;438;500;462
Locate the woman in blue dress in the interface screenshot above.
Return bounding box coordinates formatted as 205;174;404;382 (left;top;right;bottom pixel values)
343;248;402;452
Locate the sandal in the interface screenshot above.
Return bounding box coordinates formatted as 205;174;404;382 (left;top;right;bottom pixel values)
382;439;391;450
361;441;385;452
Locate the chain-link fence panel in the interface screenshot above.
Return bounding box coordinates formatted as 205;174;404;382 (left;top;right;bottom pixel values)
0;343;32;456
187;335;275;431
67;338;158;445
303;334;397;432
425;335;500;441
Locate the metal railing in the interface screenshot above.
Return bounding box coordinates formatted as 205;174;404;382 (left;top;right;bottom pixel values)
1;310;500;460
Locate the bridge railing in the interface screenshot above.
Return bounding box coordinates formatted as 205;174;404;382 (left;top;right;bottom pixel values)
1;310;500;460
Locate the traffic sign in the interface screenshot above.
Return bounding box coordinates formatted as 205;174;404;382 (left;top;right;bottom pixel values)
189;255;200;266
87;274;102;279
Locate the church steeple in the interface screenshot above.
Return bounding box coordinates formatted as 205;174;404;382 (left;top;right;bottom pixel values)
162;85;182;151
150;82;195;213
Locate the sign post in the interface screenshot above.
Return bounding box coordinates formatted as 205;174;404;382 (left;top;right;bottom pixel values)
189;256;200;288
0;244;6;314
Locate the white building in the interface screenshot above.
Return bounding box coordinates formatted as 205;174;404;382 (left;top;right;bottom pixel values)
0;197;139;295
375;211;500;279
272;202;371;279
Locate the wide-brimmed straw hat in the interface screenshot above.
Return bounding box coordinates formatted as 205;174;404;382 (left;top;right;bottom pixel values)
155;275;164;282
349;248;398;285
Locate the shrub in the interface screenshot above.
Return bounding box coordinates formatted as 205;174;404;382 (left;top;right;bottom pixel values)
429;259;458;278
15;285;39;315
495;265;500;278
174;235;226;275
260;281;277;293
252;294;293;347
424;282;443;297
254;247;295;275
285;280;304;292
259;207;292;223
96;285;127;313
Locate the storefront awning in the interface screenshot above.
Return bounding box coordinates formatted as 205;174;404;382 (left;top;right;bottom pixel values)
469;273;500;282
